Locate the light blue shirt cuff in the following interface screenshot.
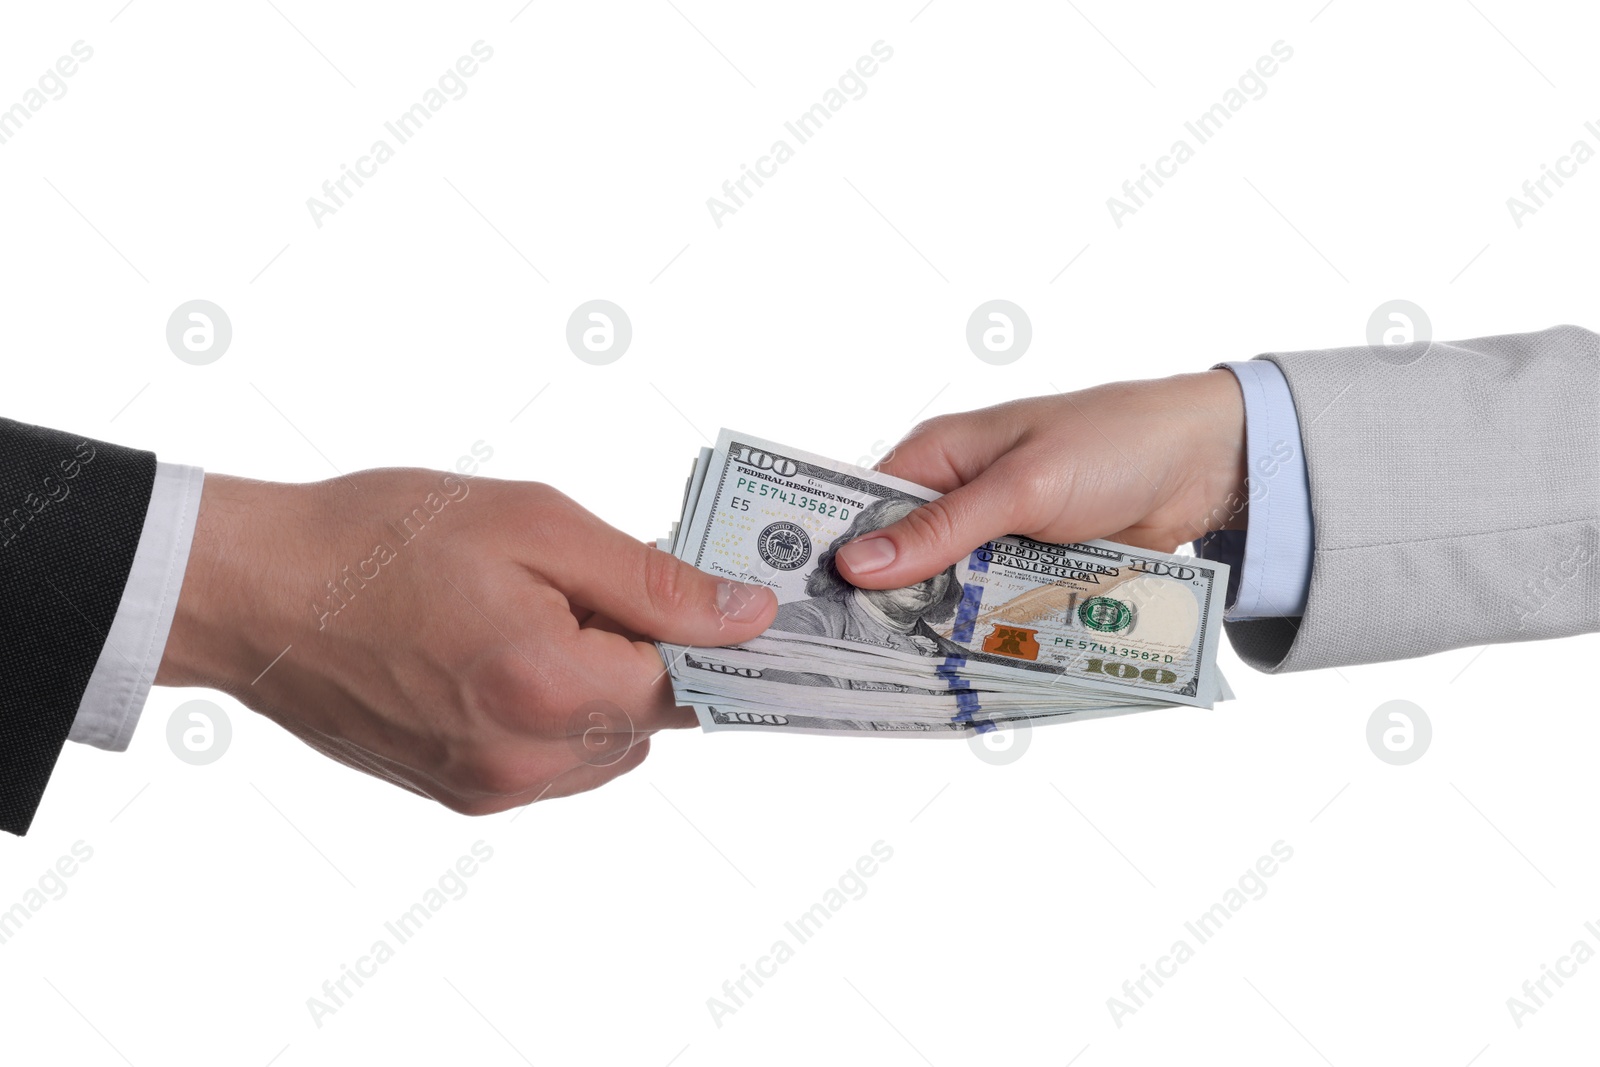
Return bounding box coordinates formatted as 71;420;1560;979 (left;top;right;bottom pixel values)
1193;360;1313;620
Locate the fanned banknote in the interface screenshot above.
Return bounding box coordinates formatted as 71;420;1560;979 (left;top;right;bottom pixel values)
658;430;1231;736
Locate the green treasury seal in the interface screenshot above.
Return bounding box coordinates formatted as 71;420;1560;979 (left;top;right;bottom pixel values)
1078;596;1132;633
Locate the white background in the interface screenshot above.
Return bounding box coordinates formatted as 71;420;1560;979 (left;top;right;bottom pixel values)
2;1;1597;1064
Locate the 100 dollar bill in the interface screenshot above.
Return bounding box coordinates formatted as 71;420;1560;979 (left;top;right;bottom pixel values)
677;430;1229;708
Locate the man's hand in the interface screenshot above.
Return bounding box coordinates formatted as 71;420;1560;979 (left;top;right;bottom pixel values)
154;469;776;814
835;370;1248;590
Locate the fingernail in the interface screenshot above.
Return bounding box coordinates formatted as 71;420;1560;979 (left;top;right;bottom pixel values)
837;536;896;575
716;581;771;623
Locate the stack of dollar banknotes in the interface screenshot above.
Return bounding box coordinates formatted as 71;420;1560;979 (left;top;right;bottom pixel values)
656;430;1233;736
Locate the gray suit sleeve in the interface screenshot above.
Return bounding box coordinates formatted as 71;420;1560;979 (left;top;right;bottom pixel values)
1224;324;1600;672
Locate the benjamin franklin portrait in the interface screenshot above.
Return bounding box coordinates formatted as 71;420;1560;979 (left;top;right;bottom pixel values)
770;498;967;672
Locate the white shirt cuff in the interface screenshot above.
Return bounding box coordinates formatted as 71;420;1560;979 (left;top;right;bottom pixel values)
68;462;204;751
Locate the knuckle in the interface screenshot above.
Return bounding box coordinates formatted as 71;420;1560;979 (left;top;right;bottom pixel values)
469;651;556;727
454;753;524;797
452;794;511;817
1018;447;1083;512
465;751;552;798
900;497;961;550
905;412;956;442
519;483;573;539
599;736;651;782
1013;461;1058;500
522;480;564;510
640;544;690;618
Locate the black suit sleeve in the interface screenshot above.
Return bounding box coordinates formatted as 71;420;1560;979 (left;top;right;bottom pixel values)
1;418;156;836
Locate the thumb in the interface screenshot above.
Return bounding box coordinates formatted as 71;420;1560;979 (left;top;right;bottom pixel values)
834;464;1031;590
552;510;777;646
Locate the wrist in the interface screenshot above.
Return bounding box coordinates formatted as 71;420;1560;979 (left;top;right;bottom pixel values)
154;474;304;691
1189;368;1249;533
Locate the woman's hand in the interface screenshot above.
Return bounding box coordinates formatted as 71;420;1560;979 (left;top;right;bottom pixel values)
835;370;1249;591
